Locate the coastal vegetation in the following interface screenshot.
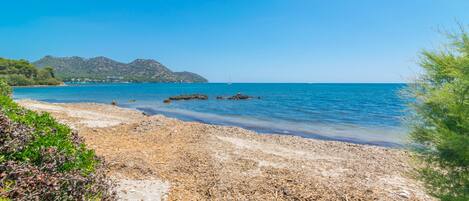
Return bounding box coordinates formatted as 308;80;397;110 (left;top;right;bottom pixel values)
0;80;114;200
0;58;61;86
407;29;469;200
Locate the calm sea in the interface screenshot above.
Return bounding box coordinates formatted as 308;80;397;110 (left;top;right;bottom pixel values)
13;83;408;147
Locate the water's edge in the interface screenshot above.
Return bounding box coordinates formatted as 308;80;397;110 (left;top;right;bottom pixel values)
13;83;408;148
135;106;404;148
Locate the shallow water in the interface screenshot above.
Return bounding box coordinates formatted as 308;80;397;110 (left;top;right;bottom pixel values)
13;83;408;147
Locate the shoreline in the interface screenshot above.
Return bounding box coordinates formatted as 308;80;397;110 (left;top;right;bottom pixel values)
12;83;67;88
15;99;433;200
13;83;407;148
12;97;406;148
137;106;406;148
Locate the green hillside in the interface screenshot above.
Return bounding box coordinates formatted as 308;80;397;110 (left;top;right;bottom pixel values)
34;56;208;83
0;58;62;86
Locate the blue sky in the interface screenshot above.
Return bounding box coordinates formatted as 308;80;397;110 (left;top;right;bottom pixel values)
0;0;468;83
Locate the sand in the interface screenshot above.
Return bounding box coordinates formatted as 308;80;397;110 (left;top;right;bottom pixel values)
17;99;434;201
115;179;170;201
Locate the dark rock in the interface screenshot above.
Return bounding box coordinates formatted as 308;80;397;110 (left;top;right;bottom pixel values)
111;100;117;106
216;96;224;100
168;94;208;101
163;99;171;104
228;93;252;100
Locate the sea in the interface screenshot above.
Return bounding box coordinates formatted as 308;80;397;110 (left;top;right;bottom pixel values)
13;83;409;147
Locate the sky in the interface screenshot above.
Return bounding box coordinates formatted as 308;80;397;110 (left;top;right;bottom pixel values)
0;0;468;83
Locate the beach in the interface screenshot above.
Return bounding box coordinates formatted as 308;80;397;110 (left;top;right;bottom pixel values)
17;99;433;200
13;83;408;147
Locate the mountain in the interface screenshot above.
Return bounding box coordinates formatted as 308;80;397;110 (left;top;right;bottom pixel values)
33;56;208;83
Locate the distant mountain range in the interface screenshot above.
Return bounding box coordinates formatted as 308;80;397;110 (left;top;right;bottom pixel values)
33;56;208;83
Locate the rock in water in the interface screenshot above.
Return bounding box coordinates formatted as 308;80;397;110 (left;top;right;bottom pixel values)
228;93;252;100
168;94;208;101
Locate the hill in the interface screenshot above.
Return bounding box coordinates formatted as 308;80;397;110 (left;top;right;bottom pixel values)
33;56;208;83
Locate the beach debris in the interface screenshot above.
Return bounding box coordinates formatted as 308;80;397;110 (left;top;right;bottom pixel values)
168;94;208;101
111;100;117;106
132;118;164;133
163;99;171;104
397;190;411;199
17;100;433;201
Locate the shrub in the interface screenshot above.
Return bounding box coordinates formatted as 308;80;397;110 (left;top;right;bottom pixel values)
406;29;469;200
0;91;115;199
0;80;11;97
0;58;61;86
0;58;37;78
34;78;63;86
3;75;35;86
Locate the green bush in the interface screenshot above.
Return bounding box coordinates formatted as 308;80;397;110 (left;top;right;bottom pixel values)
3;74;35;86
0;58;61;86
34;78;62;86
0;80;11;97
0;58;37;78
0;90;114;199
406;29;469;200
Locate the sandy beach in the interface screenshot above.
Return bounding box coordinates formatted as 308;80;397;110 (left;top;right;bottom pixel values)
16;99;433;201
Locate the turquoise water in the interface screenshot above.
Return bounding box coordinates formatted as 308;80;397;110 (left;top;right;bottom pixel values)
13;83;408;147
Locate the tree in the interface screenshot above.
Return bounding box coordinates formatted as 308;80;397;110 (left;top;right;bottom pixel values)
0;58;61;86
5;74;35;86
44;66;55;78
407;28;469;201
37;67;55;79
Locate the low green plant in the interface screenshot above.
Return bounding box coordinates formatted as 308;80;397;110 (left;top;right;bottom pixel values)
2;74;35;86
0;82;114;199
0;80;11;97
406;28;469;200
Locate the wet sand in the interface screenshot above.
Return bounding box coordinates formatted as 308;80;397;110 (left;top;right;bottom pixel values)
17;99;433;201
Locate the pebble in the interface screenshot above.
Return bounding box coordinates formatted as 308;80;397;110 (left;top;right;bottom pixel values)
398;190;410;198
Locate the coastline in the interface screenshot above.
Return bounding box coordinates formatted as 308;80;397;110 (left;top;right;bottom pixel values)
12;83;67;88
137;107;406;148
16;99;433;200
13;83;408;148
